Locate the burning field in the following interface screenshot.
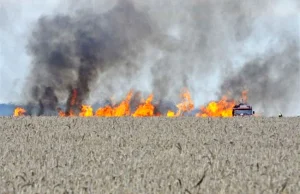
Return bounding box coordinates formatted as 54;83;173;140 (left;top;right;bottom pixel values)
1;0;300;193
1;116;300;193
5;0;297;117
13;89;248;118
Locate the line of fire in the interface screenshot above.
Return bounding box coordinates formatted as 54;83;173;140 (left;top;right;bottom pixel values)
13;88;256;118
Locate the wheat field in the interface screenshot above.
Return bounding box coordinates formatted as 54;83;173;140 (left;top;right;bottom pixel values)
0;117;300;194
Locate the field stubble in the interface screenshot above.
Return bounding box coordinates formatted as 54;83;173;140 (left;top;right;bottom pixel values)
0;116;300;193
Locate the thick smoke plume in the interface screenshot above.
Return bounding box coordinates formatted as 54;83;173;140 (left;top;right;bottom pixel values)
22;0;300;116
25;0;155;115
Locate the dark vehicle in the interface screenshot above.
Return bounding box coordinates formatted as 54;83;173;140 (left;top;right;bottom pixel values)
232;103;255;116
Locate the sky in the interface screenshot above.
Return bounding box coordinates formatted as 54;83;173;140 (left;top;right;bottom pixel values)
0;0;118;104
0;0;299;116
0;0;60;103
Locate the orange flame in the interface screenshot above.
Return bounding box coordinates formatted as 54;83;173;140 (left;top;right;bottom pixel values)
59;88;79;117
166;88;195;117
95;90;133;117
176;88;195;116
11;89;251;118
58;108;66;117
79;105;93;117
95;105;113;117
196;96;235;117
13;107;26;117
114;90;133;117
132;94;155;117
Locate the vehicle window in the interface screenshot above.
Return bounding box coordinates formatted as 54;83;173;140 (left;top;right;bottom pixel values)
233;109;253;115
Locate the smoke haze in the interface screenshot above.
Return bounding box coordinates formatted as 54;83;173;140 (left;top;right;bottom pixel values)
25;0;156;115
1;0;299;116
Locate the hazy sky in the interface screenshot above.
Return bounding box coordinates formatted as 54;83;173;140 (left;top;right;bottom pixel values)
0;0;119;104
0;0;60;103
0;0;299;116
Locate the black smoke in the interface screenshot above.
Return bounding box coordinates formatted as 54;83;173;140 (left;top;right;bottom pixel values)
18;0;300;116
24;0;154;115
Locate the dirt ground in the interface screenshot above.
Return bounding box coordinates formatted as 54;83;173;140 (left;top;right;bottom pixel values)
0;116;300;193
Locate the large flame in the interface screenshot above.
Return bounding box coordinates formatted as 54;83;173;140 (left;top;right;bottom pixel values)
79;105;93;117
13;107;26;117
12;89;250;117
95;90;133;117
132;94;156;117
196;96;235;117
95;106;114;117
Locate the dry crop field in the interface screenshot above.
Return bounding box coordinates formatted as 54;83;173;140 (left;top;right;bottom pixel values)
0;117;300;194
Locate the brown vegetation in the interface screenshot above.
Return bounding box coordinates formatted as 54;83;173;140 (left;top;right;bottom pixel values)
0;117;300;193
